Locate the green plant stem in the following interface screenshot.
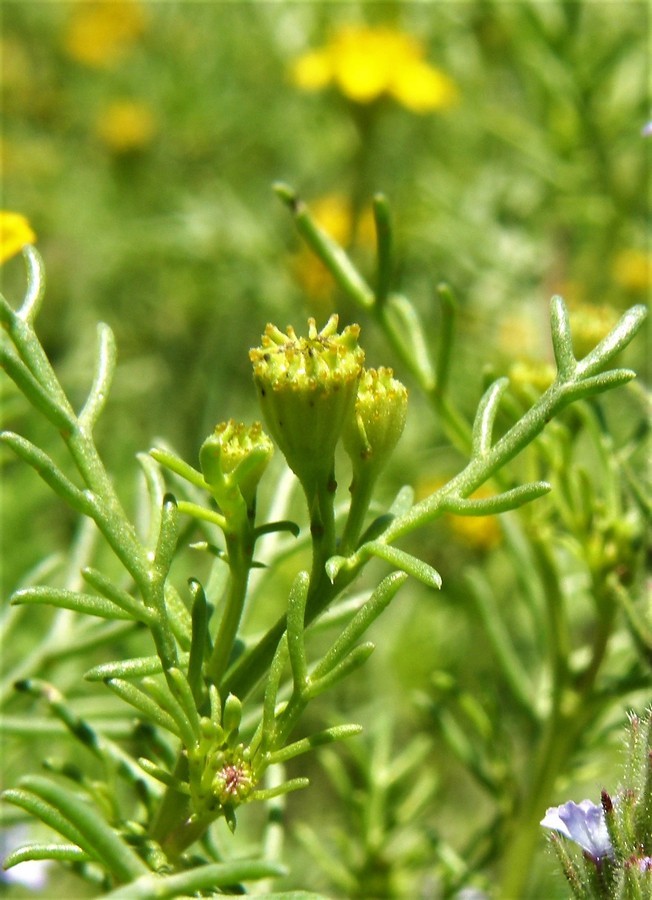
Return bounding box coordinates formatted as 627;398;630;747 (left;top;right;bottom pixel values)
305;471;338;617
206;528;255;687
340;472;376;556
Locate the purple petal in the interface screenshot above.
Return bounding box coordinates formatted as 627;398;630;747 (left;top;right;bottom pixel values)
541;799;613;860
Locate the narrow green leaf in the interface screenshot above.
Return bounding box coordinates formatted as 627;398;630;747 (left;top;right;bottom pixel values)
153;494;179;577
18;775;149;881
251;777;310;801
312;572;407;682
84;652;189;682
472;378;509;457
267;724;363;765
254;519;301;539
274;182;375;309
164;583;193;649
140;676;197;748
383;293;436;390
363;541;442;588
149;446;208;490
575;303;647;379
286;572;310;689
325;555;347;582
1;432;91;513
261;638;288;753
549;295;577;378
78;323;116;431
0;345;74;430
443;481;551;515
11;586;135;621
3;843;89;868
177;499;227;530
136;451;166;549
103;859;287;898
307;643;375;697
137;757;190;794
166;667;201;739
2;787;94;857
81;567;156;624
373;192;393;307
20;245;46;323
562;368;637;403
105;678;182;737
187;579;209;700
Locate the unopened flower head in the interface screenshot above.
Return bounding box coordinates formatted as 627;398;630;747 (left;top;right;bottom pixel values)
199;420;273;511
250;315;364;490
290;24;458;113
343;367;408;479
541;799;614;861
212;753;255;807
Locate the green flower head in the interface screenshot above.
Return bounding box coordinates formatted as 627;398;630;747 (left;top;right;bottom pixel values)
250;315;364;490
199;419;273;512
343;367;408;480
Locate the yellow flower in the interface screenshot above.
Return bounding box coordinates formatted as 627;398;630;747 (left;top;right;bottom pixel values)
95;100;156;153
447;509;502;552
416;479;501;552
290;24;458;113
568;301;620;360
0;212;36;264
63;0;147;68
508;359;556;395
612;248;650;294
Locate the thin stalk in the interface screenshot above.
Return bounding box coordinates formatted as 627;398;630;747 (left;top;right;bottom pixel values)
339;473;376;557
205;528;254;687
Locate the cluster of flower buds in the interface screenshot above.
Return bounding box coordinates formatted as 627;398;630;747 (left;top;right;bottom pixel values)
249;315;407;506
187;692;256;831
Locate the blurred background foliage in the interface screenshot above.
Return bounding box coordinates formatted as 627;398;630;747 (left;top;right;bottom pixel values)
1;1;649;897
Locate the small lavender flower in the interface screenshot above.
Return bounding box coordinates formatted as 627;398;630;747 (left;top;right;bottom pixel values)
633;856;652;872
541;799;614;861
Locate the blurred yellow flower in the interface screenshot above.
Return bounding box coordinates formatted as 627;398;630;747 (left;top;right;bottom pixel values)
64;0;147;68
290;24;458;113
0;212;36;264
447;508;502;552
416;479;502;552
95;100;157;153
509;359;556;395
612;248;650;294
568;301;619;360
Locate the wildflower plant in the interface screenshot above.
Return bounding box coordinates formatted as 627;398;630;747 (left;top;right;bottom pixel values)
0;182;648;900
541;710;652;899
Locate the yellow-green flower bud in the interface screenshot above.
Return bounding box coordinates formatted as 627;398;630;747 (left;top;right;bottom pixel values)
199;420;273;512
343;367;408;480
222;693;242;738
249;315;364;492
